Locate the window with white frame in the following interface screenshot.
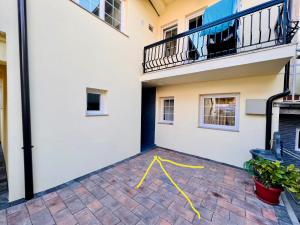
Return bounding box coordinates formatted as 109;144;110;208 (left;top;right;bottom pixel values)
163;25;178;57
86;88;107;116
104;0;122;30
200;94;239;131
77;0;124;31
296;128;300;151
160;97;174;124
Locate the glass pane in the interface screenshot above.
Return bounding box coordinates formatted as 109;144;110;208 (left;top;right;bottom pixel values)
165;30;172;39
114;21;121;30
87;93;100;111
189;18;197;30
114;0;121;10
114;9;121;22
105;14;113;26
171;28;177;36
203;96;236;127
79;0;100;15
164;107;171;114
105;2;113;16
164;99;169;107
164;114;169;121
164;27;178;56
169;99;174;107
163;99;174;121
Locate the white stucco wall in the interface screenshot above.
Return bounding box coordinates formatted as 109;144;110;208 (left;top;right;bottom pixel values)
155;74;284;167
0;0;158;201
0;0;293;202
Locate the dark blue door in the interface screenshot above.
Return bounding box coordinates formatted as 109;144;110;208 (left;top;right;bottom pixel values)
141;87;156;152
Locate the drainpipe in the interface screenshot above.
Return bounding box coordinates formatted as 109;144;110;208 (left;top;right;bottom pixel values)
265;62;290;150
17;0;34;200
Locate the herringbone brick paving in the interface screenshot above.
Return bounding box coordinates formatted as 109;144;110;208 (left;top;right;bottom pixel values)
0;148;292;225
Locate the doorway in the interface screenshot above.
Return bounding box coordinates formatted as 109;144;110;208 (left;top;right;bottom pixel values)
141;87;156;152
0;32;8;206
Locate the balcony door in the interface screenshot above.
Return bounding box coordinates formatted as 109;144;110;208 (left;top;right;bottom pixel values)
163;25;178;57
187;14;203;60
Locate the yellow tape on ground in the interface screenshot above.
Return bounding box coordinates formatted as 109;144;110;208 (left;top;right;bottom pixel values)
158;156;204;169
135;155;204;219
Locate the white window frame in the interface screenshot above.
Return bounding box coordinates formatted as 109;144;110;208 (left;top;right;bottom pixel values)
296;128;300;151
159;97;174;124
162;24;178;58
99;0;125;32
199;93;240;131
185;9;205;31
86;88;108;116
161;21;178;39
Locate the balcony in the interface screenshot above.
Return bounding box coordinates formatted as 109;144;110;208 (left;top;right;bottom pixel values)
141;0;299;85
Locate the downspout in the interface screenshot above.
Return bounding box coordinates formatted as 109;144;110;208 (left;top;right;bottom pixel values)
265;62;290;150
17;0;34;200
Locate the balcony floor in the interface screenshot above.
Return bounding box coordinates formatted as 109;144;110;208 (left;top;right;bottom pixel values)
0;148;294;225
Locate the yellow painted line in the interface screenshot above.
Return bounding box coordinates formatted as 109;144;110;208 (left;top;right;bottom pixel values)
135;155;158;189
135;155;204;219
158;156;204;169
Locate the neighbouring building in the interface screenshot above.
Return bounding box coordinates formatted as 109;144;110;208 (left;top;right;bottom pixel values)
0;0;299;205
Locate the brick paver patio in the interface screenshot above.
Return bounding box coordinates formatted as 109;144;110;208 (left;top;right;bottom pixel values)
0;148;293;225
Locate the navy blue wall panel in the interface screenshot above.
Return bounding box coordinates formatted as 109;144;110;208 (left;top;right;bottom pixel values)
141;87;156;152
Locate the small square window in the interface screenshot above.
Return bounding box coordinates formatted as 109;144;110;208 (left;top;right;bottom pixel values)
86;88;107;116
160;97;174;124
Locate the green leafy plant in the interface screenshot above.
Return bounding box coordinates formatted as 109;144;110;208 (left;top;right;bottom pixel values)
244;158;300;199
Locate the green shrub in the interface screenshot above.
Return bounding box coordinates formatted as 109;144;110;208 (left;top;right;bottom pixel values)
244;158;300;199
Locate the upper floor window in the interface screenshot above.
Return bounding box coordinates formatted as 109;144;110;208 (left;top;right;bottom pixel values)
199;94;239;131
104;0;122;30
77;0;124;32
163;25;178;57
187;12;203;60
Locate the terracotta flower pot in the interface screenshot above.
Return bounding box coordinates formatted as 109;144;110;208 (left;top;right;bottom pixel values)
254;178;283;205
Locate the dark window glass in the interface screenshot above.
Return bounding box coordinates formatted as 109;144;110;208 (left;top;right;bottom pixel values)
189;15;202;30
188;15;203;60
104;0;122;30
87;93;100;111
164;26;177;57
298;131;300;149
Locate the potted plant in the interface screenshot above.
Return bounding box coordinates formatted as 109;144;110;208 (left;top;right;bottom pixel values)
244;158;300;205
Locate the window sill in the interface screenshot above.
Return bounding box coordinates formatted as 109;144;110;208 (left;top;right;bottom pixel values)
86;112;109;117
70;1;129;38
198;125;239;132
158;122;174;125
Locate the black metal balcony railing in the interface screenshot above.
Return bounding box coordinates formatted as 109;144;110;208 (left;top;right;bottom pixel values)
143;0;299;73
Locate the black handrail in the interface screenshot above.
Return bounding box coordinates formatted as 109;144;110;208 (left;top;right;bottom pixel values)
145;0;284;50
143;0;294;73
